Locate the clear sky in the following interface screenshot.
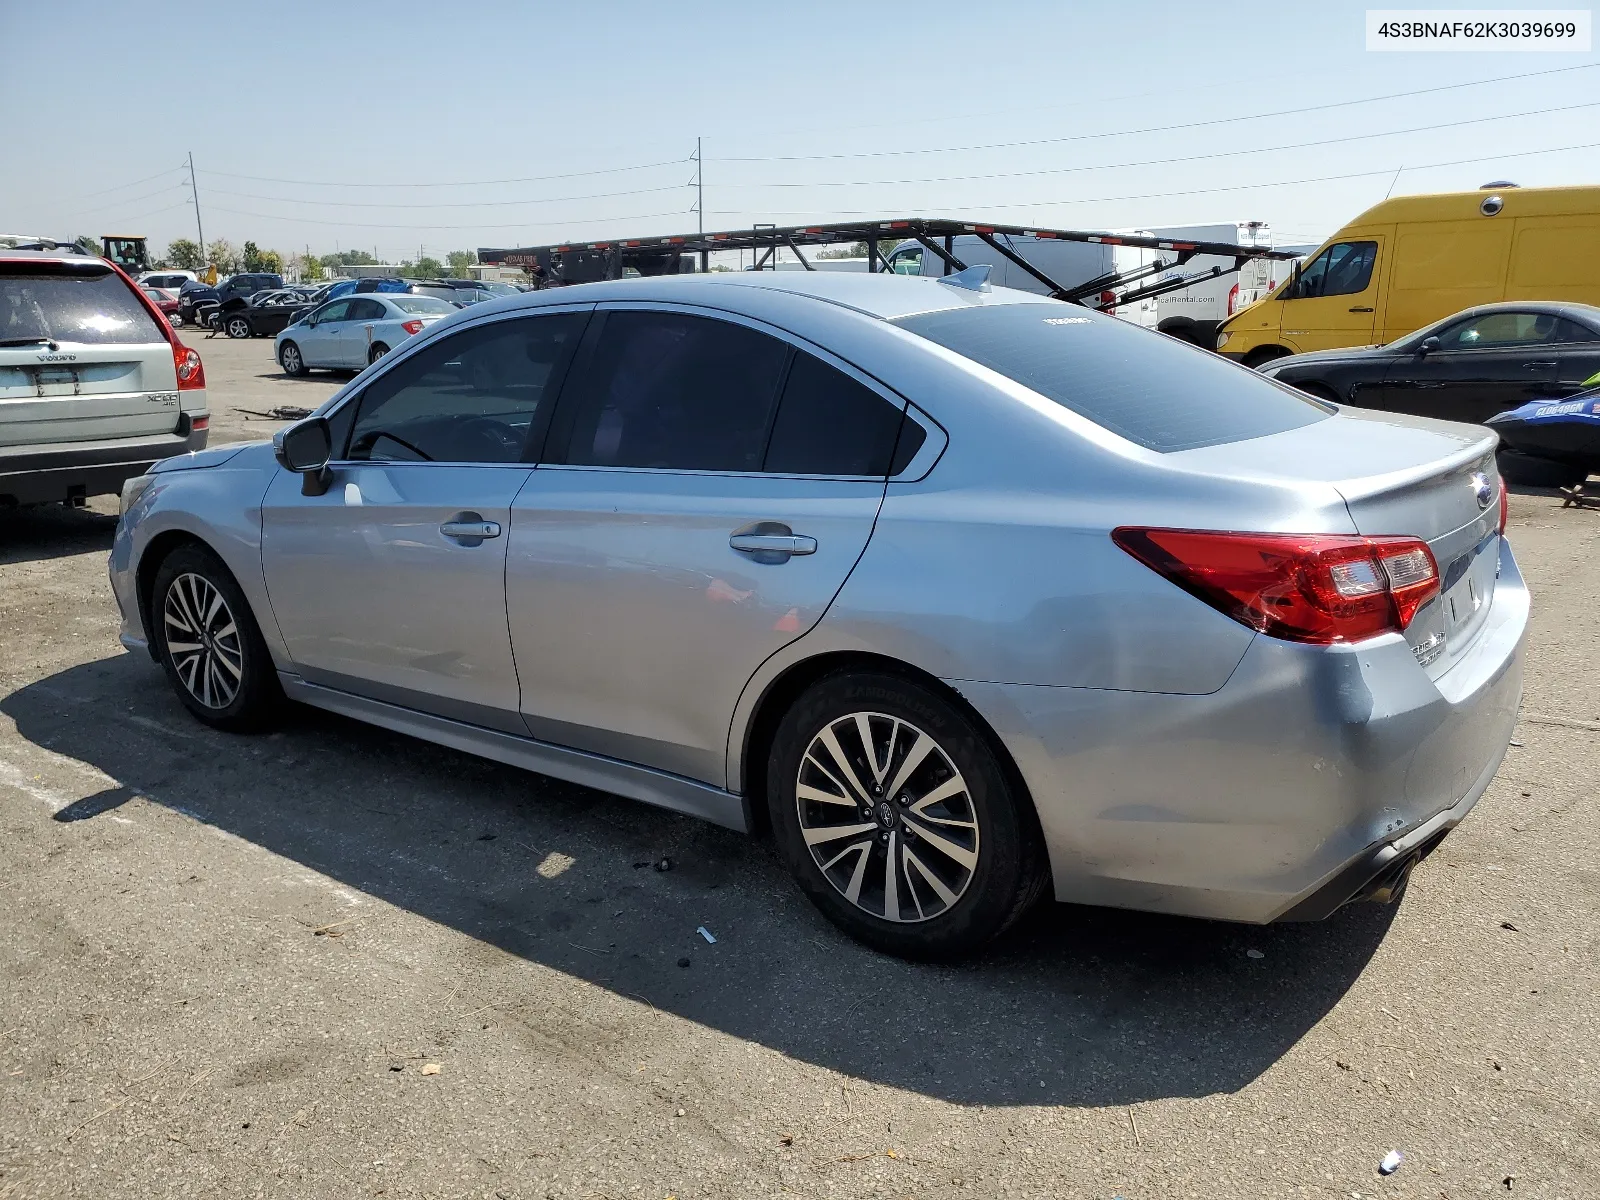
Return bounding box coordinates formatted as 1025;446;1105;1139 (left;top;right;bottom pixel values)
3;0;1596;263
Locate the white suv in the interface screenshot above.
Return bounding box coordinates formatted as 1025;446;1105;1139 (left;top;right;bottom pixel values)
1;250;208;506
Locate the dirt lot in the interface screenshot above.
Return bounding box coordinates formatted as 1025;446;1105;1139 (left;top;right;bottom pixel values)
1;336;1597;1199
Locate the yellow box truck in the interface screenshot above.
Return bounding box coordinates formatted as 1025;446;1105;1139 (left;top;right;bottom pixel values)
1214;184;1600;367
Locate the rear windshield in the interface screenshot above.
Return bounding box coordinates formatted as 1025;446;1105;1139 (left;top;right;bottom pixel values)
1;269;166;346
892;303;1331;452
389;296;456;315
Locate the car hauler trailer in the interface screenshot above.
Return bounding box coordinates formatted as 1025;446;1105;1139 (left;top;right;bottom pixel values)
478;218;1299;328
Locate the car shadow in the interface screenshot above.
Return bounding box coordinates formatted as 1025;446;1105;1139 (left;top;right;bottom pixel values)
2;654;1396;1109
0;505;117;565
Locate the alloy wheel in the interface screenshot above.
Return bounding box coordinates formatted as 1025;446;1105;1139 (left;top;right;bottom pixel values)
162;572;243;710
795;712;979;923
281;345;300;373
228;318;250;338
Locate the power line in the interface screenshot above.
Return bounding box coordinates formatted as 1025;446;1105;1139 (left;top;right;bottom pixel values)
198;182;690;210
195;157;691;190
75;165;187;200
715;101;1600;191
716;62;1600;163
201;204;695;232
706;140;1600;220
63;180;189;218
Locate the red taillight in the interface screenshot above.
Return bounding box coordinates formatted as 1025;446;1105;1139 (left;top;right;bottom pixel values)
401;319;424;335
173;343;205;391
1112;528;1440;645
1498;479;1509;534
1098;290;1117;314
1227;283;1240;315
190;415;209;431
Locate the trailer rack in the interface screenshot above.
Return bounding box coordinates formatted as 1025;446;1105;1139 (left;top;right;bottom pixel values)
479;217;1299;311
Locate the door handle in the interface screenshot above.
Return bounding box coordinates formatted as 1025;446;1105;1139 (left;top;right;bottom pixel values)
1348;306;1374;313
1523;361;1557;370
730;532;817;555
440;518;501;542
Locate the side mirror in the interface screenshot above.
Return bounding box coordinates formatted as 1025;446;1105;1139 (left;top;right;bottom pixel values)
1418;336;1441;356
273;417;334;495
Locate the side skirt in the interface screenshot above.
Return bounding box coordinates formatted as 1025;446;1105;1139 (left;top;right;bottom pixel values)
278;673;748;833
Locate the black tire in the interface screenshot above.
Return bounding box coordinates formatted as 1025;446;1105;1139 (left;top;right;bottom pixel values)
1243;345;1291;370
279;340;307;377
1156;317;1199;347
224;315;252;339
151;544;282;732
1293;381;1340;405
368;342;390;365
767;669;1048;960
1497;448;1588;489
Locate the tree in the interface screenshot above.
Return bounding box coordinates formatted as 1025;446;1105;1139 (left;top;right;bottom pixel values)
241;240;264;271
257;248;285;275
166;239;204;270
206;239;242;274
399;256;445;279
290;253;325;283
446;250;477;279
319;249;378;268
73;235;100;256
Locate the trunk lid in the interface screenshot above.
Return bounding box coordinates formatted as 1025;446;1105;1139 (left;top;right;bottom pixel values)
1;260;181;447
1174;406;1502;678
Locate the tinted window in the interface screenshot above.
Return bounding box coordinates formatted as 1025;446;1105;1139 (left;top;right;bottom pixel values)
1437;311;1563;350
348;298;385;321
1551;317;1598;344
0;269;166;345
561;310;788;471
765;351;909;476
893;303;1331;453
347;313;586;464
1289;241;1377;299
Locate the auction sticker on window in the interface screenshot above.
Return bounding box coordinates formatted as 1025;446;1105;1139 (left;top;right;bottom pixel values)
1366;9;1591;49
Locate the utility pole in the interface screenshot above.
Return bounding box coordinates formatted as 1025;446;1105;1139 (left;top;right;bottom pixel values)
187;151;206;261
695;136;708;274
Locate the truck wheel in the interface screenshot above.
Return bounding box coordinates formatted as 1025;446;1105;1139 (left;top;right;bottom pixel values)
1243;346;1291;370
1498;449;1588;489
766;669;1048;960
1157;317;1199;346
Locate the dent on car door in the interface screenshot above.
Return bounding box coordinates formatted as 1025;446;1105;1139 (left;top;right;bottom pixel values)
259;312;589;730
506;306;919;786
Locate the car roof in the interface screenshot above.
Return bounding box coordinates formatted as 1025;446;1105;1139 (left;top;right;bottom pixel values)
484;269;1044;322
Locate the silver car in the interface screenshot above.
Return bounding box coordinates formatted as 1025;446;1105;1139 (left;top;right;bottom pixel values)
275;293;457;374
109;270;1526;958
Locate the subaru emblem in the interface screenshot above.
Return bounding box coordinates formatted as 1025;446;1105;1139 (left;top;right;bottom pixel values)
1471;472;1493;508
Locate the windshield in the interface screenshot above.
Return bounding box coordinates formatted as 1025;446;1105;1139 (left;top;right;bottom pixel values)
481;281;520;296
893;303;1332;453
1;269;167;345
389;296;457;315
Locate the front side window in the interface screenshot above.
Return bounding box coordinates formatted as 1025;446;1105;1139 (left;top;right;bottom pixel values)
1437;310;1562;351
0;269;166;345
893;303;1331;453
312;300;351;325
890;247;924;276
1288;241;1377;299
346;312;586;464
560;310;789;471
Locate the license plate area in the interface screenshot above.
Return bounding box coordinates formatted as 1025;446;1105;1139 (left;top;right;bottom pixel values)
1439;532;1499;638
32;367;80;396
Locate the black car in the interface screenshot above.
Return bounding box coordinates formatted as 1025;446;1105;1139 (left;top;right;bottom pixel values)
1259;301;1600;426
218;289;316;339
178;272;285;328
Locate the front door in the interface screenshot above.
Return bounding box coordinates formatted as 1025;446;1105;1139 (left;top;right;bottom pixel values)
1378;309;1567;423
295;299;352;368
260;310;589;731
507;306;915;786
1276;238;1383;353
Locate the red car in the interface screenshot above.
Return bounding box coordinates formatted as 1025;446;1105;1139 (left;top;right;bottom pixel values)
140;285;183;328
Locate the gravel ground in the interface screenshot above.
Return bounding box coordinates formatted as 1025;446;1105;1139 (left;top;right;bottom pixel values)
1;336;1596;1198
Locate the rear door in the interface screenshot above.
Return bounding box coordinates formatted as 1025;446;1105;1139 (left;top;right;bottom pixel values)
295;299;351;367
1544;318;1600;398
341;297;387;365
0;260;178;447
506;305;912;786
1276;238;1383;352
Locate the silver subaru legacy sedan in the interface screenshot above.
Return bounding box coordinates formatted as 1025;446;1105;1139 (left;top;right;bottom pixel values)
109;270;1526;958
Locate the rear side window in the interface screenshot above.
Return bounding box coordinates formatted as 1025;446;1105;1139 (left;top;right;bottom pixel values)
348;298;386;321
0;269;166;346
560;310;789;471
893;303;1331;453
766;351;911;476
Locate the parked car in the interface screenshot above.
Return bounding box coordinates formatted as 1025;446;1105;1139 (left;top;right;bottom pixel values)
406;278;522;305
111;271;1526;958
274;293;457;373
1;249;207;505
178;272;284;328
324;277;410;301
1258;302;1600;423
218;289;317;339
139;270;197;291
141;285;184;327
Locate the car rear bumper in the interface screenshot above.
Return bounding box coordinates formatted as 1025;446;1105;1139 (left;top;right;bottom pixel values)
956;536;1528;924
0;429;208;505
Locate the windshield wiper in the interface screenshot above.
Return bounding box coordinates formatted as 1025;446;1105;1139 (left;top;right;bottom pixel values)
0;335;60;349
